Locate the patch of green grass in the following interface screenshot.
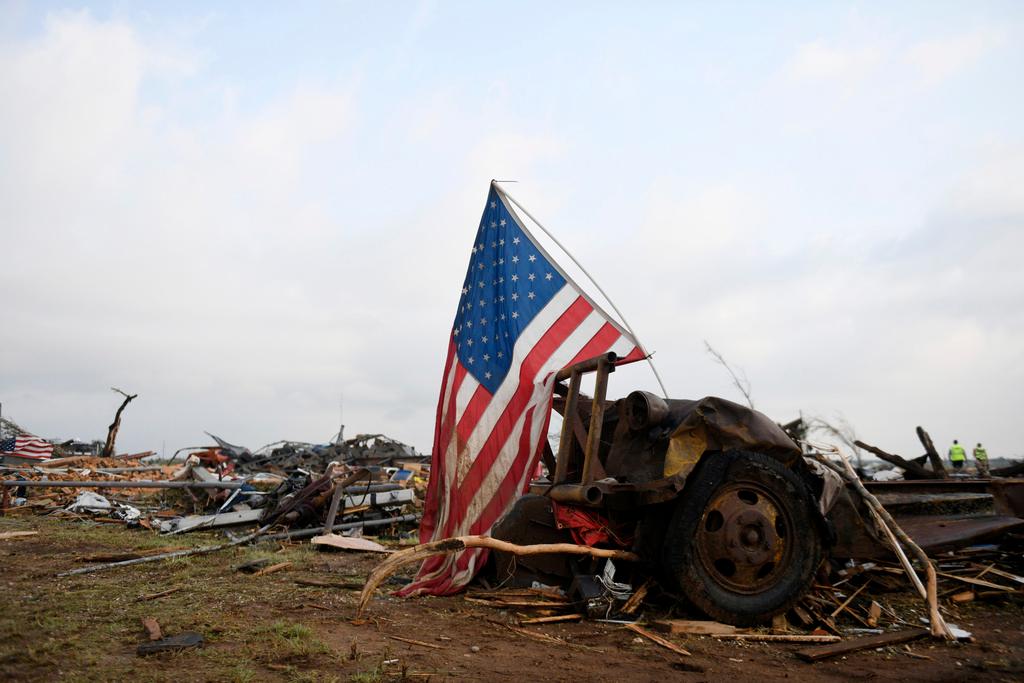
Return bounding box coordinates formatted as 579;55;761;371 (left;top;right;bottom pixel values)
348;665;385;683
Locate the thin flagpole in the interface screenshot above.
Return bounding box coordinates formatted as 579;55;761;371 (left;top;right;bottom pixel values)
493;182;670;398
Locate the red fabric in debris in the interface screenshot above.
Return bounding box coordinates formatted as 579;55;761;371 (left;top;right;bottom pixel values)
551;501;633;548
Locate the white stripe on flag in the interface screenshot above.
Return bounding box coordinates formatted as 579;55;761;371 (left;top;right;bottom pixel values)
459;309;611;531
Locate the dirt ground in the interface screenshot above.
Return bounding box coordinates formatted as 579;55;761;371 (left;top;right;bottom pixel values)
1;516;1023;682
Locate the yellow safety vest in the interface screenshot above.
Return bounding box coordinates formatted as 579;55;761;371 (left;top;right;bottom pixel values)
949;444;966;461
973;447;988;461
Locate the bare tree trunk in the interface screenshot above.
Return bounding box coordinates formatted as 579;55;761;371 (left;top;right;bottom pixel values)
102;388;137;458
916;426;948;479
854;440;940;480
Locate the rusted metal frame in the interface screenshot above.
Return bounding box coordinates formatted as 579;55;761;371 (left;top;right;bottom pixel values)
553;372;582;485
548;352;619;508
580;355;615;484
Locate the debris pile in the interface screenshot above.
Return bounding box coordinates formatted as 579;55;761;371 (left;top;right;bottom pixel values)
1;430;427;559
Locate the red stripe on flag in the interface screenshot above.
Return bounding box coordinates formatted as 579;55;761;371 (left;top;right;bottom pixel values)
564;322;622;369
419;342;464;542
616;346;647;365
449;296;593;536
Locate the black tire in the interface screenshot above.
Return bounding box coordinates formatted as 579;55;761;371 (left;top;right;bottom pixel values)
663;451;822;626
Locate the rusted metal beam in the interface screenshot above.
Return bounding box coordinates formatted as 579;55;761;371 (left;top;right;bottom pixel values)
580;355;614;484
553;371;582;484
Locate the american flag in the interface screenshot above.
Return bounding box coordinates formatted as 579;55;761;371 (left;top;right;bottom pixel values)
398;183;645;596
0;433;55;460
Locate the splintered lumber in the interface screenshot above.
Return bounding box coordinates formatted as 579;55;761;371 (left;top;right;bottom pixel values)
295;578;364;590
520;614;583;625
916;427;948;479
795;629;928;662
0;531;38;540
854;440;938;480
716;634;840;643
386;634;444;650
813;451;954;640
356;535;639;615
621;578;653;615
829;583;869;618
935;571;1015;592
504;623;566;645
626;623;692;657
251;561;292;577
649;620;739;636
465;597;572;609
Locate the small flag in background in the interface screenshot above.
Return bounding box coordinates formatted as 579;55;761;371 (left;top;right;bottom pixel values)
398;182;645;597
0;433;55;460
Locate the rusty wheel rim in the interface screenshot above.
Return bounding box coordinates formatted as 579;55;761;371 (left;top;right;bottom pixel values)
693;481;795;594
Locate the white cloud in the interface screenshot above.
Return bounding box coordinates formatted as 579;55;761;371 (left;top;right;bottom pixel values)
906;28;1006;86
787;40;883;87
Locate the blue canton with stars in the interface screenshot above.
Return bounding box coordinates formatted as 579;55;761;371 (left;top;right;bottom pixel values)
453;187;567;394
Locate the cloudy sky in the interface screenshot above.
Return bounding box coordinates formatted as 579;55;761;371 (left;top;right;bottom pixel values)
2;2;1022;461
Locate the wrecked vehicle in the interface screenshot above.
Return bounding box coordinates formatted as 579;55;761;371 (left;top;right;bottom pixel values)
491;352;829;625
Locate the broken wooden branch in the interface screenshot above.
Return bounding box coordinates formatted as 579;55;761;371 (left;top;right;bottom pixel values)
854;440;938;480
356;535;639;615
102;388;138;458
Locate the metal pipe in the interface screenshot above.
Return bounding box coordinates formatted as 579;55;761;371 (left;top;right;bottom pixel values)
264;513;420;542
554;351;618;382
0;479;245;490
548;483;603;506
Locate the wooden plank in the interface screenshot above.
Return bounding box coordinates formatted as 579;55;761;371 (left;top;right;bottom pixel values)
796;629;928;662
626;623;691;657
520;614;583;625
0;531;38;540
649;619;739;636
386;634;444;650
